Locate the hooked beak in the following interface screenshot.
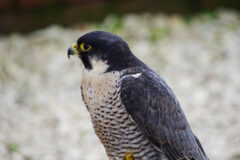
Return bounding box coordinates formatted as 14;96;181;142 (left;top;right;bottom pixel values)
67;43;79;59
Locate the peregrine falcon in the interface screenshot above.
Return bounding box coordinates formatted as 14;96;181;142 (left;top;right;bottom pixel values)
67;31;208;160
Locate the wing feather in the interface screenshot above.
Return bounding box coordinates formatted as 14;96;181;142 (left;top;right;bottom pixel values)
120;68;208;160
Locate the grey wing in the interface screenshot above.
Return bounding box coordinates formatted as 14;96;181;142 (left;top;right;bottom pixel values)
120;70;208;160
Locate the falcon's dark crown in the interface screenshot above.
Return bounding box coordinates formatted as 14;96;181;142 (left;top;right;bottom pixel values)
76;31;145;72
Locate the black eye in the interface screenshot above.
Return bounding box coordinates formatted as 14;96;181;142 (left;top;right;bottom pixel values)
80;43;92;52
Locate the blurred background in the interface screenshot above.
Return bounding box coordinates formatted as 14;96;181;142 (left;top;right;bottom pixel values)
0;0;240;160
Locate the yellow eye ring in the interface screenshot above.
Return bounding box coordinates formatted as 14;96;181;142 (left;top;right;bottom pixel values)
80;43;92;52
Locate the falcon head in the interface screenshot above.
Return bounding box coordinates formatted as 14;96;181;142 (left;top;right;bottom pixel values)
67;31;142;73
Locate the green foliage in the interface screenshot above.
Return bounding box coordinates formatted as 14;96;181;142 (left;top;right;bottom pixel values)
199;10;218;21
94;14;123;33
184;10;218;24
7;143;19;153
149;27;170;43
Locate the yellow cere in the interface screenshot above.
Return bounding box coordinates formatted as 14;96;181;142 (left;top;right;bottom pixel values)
72;43;79;55
125;153;134;160
80;42;92;52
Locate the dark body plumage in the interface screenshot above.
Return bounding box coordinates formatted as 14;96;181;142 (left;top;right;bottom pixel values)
68;31;208;160
121;67;207;160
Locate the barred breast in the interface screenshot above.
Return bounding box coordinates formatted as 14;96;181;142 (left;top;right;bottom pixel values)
81;70;165;160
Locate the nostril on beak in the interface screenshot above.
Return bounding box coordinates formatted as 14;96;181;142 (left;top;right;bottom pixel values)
73;44;77;50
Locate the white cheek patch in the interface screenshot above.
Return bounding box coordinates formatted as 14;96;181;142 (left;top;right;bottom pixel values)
91;59;109;74
83;58;109;77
